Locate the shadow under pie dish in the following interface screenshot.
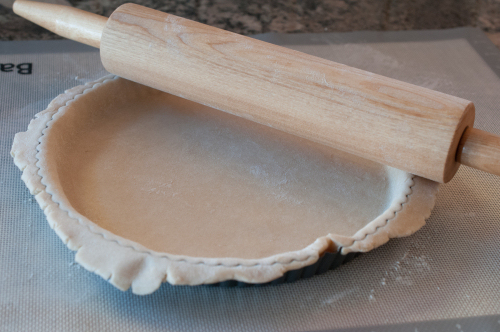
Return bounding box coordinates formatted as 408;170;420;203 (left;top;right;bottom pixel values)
11;75;439;295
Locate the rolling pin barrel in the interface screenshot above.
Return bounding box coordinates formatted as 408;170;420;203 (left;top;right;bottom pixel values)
100;4;474;183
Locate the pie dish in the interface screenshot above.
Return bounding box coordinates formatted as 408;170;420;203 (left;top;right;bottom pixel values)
11;75;439;295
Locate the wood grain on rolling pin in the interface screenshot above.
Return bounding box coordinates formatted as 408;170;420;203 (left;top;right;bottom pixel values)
100;3;475;183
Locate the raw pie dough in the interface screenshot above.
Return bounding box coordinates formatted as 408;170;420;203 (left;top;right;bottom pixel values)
11;75;439;294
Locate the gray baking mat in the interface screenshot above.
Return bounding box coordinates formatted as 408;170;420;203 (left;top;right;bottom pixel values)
1;27;500;332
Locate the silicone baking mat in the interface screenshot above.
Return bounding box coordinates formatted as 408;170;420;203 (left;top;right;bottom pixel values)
1;28;500;332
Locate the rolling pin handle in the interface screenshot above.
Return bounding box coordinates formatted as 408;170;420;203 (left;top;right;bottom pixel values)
457;127;500;177
13;0;107;48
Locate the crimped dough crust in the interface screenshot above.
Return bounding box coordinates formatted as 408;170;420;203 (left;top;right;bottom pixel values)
11;75;439;294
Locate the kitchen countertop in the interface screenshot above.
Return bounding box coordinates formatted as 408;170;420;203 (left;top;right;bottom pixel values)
1;0;500;49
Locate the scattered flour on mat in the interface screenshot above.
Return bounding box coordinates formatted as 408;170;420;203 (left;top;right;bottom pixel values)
381;248;431;287
321;287;358;306
368;289;376;302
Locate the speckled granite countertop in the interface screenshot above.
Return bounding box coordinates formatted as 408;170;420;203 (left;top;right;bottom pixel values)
1;0;500;48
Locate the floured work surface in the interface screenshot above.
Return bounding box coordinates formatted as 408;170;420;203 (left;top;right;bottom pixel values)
1;28;500;331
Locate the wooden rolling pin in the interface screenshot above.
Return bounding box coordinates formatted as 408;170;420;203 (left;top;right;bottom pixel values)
13;1;500;183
